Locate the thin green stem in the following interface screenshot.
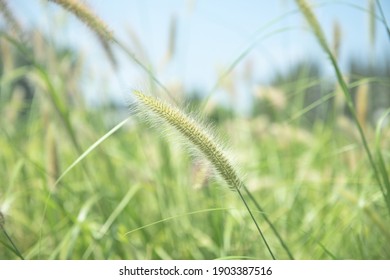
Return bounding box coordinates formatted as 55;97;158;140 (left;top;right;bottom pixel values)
1;225;25;260
243;185;295;260
376;0;390;40
236;188;276;260
113;38;176;103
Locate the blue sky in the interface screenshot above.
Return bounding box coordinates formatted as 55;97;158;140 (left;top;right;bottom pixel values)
6;0;390;109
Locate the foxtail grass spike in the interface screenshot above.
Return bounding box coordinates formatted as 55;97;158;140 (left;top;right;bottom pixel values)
132;90;277;259
133;90;242;191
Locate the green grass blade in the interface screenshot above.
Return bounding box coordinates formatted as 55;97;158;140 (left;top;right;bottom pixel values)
375;108;390;211
55;117;129;186
124;208;231;236
0;227;25;260
96;184;141;239
376;0;390;40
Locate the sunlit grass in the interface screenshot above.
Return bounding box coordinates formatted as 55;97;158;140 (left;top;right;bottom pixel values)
0;0;389;260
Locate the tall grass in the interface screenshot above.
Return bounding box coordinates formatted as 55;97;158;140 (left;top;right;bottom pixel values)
0;0;389;260
45;0;292;259
296;0;390;217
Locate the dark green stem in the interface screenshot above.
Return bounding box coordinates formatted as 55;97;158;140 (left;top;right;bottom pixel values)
1;226;25;260
236;188;276;260
242;185;295;260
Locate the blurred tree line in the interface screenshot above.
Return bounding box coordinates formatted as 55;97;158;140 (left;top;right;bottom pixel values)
1;27;389;128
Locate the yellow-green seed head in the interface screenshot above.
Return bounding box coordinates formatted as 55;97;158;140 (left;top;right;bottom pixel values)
133;90;243;191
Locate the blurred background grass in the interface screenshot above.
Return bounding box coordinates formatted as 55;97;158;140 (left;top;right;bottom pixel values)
0;0;389;259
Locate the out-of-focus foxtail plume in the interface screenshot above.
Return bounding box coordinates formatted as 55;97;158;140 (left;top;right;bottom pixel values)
254;86;287;111
160;15;177;70
332;20;342;60
368;0;376;49
32;30;45;62
48;0;118;70
46;123;60;191
48;0;113;41
0;0;23;37
0;36;14;72
356;83;369;131
167;15;177;61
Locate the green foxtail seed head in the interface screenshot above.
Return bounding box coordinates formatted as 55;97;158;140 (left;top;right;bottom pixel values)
133;90;243;191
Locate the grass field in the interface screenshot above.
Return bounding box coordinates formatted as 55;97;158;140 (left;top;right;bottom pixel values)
1;0;390;259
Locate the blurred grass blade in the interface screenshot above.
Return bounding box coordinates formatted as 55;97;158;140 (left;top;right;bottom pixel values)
124;208;230;236
0;220;25;260
375;108;390;210
55;117;129;186
0;31;82;153
376;0;390;40
369;0;376;48
96;184;141;239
